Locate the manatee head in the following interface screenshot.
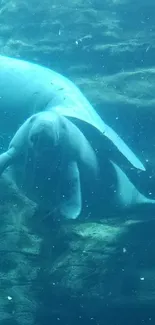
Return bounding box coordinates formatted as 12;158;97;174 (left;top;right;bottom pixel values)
28;111;61;151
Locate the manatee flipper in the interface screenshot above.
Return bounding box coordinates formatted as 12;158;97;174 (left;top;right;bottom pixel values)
0;115;36;177
0;148;16;175
60;161;81;219
111;160;155;207
77;132;98;180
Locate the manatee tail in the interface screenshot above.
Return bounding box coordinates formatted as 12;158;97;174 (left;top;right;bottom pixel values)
0;148;16;175
111;160;155;207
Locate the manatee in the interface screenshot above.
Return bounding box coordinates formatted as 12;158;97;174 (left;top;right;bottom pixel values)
0;111;98;219
0;55;145;171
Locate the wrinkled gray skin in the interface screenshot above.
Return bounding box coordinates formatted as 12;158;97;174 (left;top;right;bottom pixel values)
0;55;145;171
0;111;98;219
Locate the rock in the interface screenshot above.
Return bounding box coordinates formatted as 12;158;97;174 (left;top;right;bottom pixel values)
0;175;155;324
0;174;39;325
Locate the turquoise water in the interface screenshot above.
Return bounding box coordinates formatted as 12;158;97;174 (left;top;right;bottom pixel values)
0;1;155;324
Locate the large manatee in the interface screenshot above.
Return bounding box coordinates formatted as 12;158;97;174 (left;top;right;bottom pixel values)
0;55;145;171
0;110;154;220
0;111;98;219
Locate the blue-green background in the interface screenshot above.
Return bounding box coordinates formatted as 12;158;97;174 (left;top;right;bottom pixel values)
0;1;155;324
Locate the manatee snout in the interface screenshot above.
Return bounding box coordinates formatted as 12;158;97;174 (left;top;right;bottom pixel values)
29;119;59;150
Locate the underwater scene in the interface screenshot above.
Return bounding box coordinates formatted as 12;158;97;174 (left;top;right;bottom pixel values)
0;0;155;324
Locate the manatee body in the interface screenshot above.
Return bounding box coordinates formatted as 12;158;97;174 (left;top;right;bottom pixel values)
0;55;151;219
0;111;98;219
0;55;145;171
0;110;154;220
